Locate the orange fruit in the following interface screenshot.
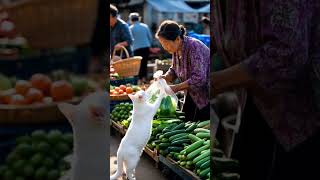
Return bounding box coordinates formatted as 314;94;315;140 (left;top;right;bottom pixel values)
15;80;31;95
114;87;120;92
9;94;26;105
110;90;115;95
50;80;74;102
126;87;133;94
30;74;52;95
113;91;119;95
118;89;124;94
25;88;44;104
119;85;126;91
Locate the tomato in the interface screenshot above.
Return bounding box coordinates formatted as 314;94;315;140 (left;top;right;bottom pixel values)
118;89;124;94
119;85;126;91
126;87;133;94
114;87;120;92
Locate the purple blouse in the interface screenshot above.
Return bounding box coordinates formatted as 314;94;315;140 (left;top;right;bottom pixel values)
213;0;320;151
165;36;210;109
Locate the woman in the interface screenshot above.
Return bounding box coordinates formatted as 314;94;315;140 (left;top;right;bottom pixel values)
155;20;210;122
212;0;320;179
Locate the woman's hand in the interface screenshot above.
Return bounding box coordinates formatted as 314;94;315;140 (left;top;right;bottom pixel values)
169;85;180;93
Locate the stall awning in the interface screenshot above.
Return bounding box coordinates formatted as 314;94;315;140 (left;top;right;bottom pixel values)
196;4;210;13
147;0;195;13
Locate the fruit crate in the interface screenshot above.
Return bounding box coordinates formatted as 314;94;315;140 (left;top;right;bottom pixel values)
159;155;201;180
110;76;138;87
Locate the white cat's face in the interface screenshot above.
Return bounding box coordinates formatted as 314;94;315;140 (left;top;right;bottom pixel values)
128;90;148;103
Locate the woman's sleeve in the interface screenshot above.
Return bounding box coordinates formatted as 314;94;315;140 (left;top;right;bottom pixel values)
242;1;309;94
186;42;210;89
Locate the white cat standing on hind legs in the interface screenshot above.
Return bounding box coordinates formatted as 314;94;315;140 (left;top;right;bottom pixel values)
110;90;165;180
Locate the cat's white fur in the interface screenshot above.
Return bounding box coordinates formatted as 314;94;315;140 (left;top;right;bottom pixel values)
58;91;109;180
110;90;164;180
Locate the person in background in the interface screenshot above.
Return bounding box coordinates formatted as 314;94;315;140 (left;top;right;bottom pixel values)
129;12;153;83
110;4;133;57
156;20;210;122
201;16;210;35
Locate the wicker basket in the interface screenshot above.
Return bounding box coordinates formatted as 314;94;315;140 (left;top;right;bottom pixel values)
2;0;98;49
0;97;81;124
111;46;142;78
110;94;130;101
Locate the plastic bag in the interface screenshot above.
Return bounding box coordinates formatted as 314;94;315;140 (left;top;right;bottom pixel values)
146;70;178;117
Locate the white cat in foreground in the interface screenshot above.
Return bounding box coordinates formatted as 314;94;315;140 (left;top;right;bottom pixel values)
58;91;109;180
110;90;165;180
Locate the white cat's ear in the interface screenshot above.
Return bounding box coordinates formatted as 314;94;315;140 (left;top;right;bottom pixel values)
58;103;76;125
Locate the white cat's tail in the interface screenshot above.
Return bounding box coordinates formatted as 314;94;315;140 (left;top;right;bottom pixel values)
110;156;124;180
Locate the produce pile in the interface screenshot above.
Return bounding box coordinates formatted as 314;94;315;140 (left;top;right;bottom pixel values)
109;65;119;81
148;119;211;180
0;130;73;180
212;142;240;180
110;84;142;96
0;71;98;105
111;103;133;128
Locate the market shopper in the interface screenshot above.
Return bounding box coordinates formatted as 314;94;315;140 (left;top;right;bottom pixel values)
129;12;153;83
110;4;133;57
156;20;210;122
201;17;210;35
212;0;320;179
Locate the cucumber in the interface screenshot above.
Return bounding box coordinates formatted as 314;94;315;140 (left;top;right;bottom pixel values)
172;139;191;146
180;149;187;155
197;169;201;174
156;134;162;139
184;140;205;154
168;146;184;152
200;160;210;170
186;161;193;166
195;156;210;168
185;164;192;169
197;120;210;128
180;161;186;166
180;154;187;160
164;119;181;124
161;138;169;143
213;148;224;157
174;153;180;160
169;133;188;142
199;167;210;178
186;143;210;160
162;124;177;133
204;140;210;145
163;129;186;138
196;132;210;139
213;157;240;174
193;150;210;164
188;134;202;142
171;136;189;142
194;128;210;134
159;143;170;149
171;123;185;131
216;173;240;180
176;111;185;116
185;124;197;132
201;149;210;154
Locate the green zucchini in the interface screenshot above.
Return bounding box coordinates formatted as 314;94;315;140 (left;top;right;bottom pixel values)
171;136;189;142
163;129;186;138
194;128;210;134
195;156;210;168
197;120;210;128
188;134;202;142
171;123;185;131
167;146;184;152
185;124;197;132
184;140;205;154
193;150;210;164
201;149;210;154
161;138;169;143
196;132;210;139
169;133;188;141
204;140;210;145
172;139;191;146
159;143;170;149
186;161;193;166
162;123;177;133
199;167;210;178
186;143;210;160
200;160;210;170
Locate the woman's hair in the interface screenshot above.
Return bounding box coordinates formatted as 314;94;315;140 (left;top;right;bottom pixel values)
156;20;186;41
110;4;118;17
